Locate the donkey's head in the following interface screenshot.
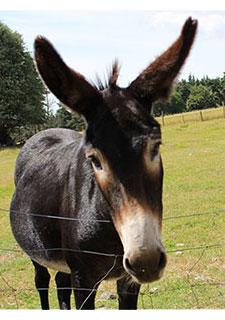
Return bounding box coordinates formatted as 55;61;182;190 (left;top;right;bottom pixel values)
34;17;197;284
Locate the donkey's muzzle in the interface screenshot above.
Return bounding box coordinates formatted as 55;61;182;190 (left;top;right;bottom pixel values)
123;246;167;283
114;207;167;283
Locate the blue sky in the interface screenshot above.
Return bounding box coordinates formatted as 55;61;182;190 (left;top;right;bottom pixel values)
1;9;225;88
1;4;225;105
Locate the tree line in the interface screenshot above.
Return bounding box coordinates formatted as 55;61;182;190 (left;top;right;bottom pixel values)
153;73;225;117
0;22;224;146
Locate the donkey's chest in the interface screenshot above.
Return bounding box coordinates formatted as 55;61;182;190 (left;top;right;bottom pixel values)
32;256;71;274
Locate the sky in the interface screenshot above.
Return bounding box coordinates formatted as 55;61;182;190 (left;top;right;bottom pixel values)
0;2;225;112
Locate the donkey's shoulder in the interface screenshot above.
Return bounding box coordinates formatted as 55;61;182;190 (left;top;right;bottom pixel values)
27;128;82;148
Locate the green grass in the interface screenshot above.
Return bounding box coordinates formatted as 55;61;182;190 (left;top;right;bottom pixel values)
0;119;225;309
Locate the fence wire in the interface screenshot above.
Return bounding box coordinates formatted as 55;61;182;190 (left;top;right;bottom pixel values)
0;206;225;309
1;250;224;309
1;207;225;223
0;242;225;256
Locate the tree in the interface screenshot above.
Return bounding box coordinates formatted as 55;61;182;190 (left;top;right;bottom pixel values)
186;84;218;111
0;22;46;145
55;105;85;132
153;91;186;116
168;91;186;114
188;74;197;86
176;79;191;105
220;73;225;105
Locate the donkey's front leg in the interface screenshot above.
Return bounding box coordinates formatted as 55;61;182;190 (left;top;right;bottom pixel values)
117;276;140;309
55;272;72;309
71;269;100;310
32;260;51;310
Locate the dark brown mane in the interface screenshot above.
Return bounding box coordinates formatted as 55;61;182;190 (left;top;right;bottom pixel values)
93;59;120;91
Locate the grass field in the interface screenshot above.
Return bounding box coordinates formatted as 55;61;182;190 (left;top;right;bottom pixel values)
0;118;225;309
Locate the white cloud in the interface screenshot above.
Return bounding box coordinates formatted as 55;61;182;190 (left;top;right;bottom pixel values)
150;11;189;30
149;11;225;39
198;14;225;36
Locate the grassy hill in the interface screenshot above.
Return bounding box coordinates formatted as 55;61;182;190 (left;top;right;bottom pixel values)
0;118;225;309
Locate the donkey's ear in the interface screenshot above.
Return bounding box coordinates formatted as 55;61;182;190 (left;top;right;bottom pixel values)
128;17;198;111
34;37;101;120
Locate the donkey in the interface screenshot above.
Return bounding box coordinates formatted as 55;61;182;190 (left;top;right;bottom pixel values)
10;17;197;309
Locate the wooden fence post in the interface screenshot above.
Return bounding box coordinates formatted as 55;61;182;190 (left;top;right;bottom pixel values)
161;111;164;126
200;111;204;121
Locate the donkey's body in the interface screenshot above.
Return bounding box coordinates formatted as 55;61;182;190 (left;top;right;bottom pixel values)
10;17;197;309
11;127;124;276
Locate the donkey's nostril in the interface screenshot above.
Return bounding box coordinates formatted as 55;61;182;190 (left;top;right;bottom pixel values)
124;258;136;275
158;251;167;271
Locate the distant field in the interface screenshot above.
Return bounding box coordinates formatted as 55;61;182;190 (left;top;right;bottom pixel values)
0;118;225;309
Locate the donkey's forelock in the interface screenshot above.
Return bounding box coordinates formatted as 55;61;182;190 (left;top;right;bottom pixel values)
93;59;121;91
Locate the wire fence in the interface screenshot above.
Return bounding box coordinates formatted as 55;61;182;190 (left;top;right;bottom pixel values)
2;207;225;223
156;106;225;126
0;207;225;309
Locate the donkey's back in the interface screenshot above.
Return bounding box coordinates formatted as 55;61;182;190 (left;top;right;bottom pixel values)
15;128;81;185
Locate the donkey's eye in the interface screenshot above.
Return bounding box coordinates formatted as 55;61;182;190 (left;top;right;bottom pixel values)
151;142;161;160
90;156;103;170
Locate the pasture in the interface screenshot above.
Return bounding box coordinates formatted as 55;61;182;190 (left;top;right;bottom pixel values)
0;118;225;309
